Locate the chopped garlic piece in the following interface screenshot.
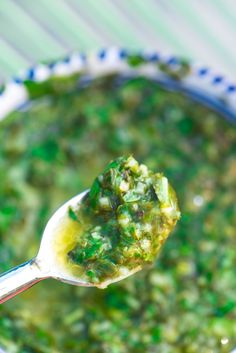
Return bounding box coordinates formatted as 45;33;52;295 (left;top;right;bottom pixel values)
140;239;151;251
136;182;146;194
139;164;148;176
154;176;169;205
119;180;130;192
99;197;110;209
125;156;139;173
143;223;152;233
91;231;102;239
118;216;130;226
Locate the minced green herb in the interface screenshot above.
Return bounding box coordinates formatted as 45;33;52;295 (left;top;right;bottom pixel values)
68;206;81;224
0;75;236;353
66;156;180;285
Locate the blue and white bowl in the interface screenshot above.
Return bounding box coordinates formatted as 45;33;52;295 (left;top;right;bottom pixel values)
0;47;236;123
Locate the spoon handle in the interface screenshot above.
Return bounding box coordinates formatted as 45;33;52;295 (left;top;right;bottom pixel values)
0;258;44;304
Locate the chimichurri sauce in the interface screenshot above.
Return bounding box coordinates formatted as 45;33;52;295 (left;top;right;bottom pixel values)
56;156;180;286
0;75;235;353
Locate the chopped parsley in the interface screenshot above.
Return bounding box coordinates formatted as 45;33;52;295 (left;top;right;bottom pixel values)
66;156;180;285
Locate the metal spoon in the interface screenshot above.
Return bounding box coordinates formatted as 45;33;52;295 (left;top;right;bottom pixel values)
0;190;140;304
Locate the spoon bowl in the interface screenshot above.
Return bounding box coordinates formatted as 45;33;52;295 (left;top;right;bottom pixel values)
0;190;92;304
37;190;91;287
0;189;142;304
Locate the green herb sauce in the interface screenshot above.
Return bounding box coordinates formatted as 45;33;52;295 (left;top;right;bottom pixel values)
61;156;180;286
0;75;236;353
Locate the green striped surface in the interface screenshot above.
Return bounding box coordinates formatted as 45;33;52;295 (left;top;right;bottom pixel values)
0;0;235;83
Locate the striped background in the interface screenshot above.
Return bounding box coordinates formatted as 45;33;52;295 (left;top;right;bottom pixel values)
0;0;235;84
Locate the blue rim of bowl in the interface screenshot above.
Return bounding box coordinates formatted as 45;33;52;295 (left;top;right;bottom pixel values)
0;47;236;123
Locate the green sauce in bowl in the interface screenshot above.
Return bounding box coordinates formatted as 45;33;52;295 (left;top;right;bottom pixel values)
0;75;235;352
